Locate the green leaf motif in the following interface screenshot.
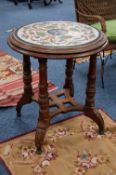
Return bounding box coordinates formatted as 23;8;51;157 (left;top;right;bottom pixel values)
37;32;45;36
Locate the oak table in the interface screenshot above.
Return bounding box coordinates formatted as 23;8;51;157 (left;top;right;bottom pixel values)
8;21;108;153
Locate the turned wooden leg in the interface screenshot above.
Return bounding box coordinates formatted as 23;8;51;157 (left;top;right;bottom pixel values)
84;54;104;134
64;59;74;97
35;59;50;153
16;55;33;116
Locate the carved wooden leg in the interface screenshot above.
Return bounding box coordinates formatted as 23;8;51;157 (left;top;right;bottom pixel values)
16;55;33;116
35;59;50;153
64;59;74;97
84;54;104;134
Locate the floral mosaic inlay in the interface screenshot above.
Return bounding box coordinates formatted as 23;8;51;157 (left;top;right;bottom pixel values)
17;21;99;47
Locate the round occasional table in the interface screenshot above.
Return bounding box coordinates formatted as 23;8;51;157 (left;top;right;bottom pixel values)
8;21;108;153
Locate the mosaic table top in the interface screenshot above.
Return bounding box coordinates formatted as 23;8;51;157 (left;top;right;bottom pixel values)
16;21;100;47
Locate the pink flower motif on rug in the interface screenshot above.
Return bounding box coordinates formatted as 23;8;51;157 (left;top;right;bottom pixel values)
2;139;58;175
33;144;58;175
47;127;75;142
74;150;109;175
81;120;116;142
81;120;99;140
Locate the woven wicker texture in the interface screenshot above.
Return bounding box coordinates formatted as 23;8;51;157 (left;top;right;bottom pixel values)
74;0;116;88
74;0;116;24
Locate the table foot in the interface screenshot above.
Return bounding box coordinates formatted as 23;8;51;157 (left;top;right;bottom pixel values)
36;148;42;155
85;108;104;135
16;96;32;117
35;128;47;153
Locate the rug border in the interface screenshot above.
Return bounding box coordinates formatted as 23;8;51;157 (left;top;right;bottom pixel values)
0;158;12;175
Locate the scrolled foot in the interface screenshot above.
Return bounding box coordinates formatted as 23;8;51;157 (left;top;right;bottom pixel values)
36;148;43;155
16;105;22;117
17;111;21;117
16;95;32;117
85;108;105;135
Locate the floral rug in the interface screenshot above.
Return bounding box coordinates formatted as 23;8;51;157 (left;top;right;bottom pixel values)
0;109;116;175
0;49;57;106
75;50;113;63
